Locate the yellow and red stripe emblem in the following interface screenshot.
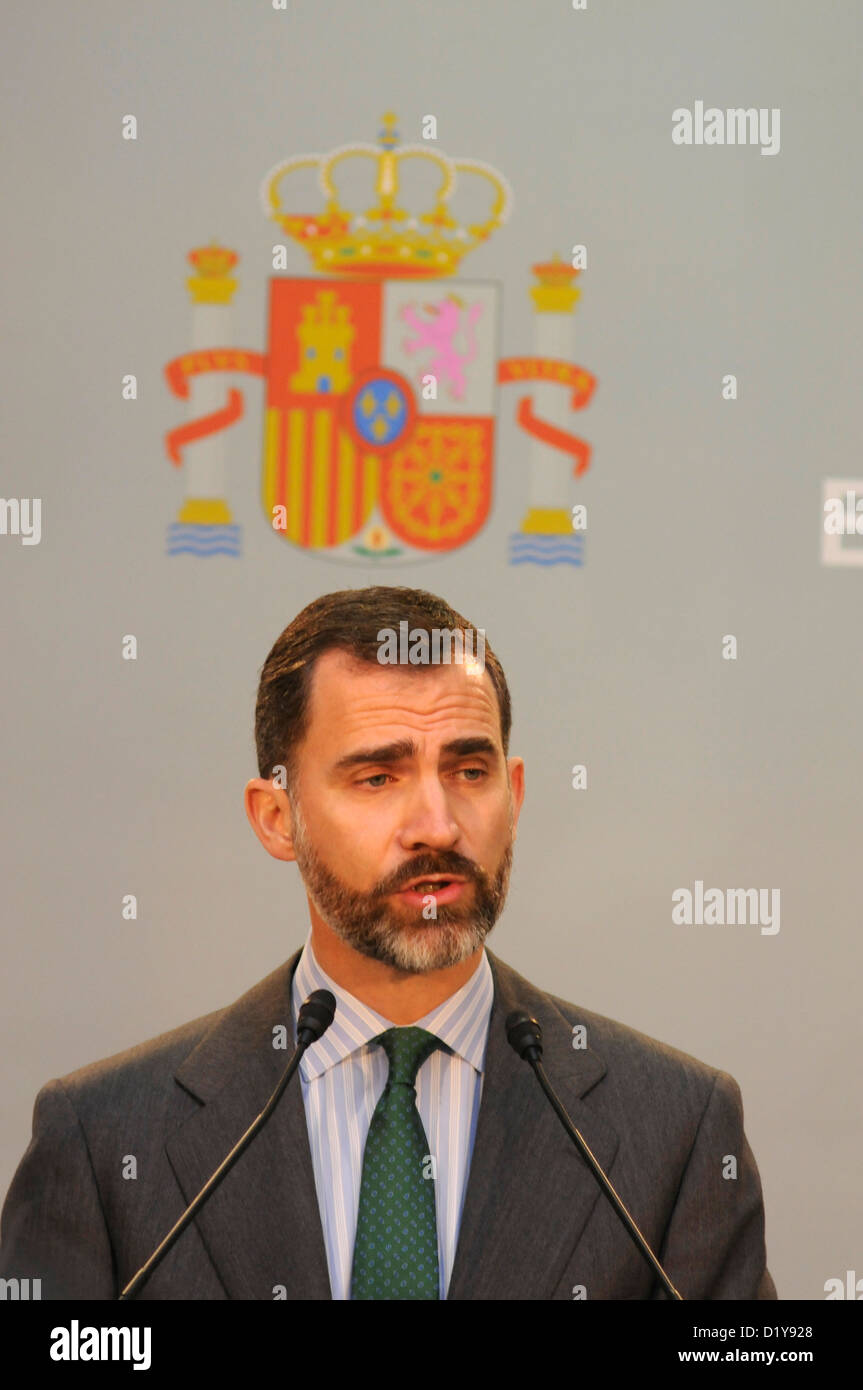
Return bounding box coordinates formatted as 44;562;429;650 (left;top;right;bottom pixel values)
263;404;379;549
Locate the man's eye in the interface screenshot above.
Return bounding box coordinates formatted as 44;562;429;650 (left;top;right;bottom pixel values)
358;767;487;788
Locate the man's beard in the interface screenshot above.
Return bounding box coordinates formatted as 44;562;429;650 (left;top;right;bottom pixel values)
288;795;514;974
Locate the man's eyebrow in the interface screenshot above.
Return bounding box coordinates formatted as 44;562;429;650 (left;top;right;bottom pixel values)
331;736;500;774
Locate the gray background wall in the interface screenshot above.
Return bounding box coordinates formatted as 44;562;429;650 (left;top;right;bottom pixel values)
2;0;861;1300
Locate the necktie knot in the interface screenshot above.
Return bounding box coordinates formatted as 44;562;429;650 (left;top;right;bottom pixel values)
375;1026;442;1088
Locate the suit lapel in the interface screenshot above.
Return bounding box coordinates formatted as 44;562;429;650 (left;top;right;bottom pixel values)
165;951;332;1300
447;951;619;1300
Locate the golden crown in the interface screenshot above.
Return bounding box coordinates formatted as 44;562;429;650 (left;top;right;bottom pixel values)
186;242;238;304
260;112;511;280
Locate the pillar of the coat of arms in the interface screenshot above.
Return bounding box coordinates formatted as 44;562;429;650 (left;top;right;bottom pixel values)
177;244;237;524
520;255;581;534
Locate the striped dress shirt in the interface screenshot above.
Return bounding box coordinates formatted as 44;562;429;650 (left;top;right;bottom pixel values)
290;932;494;1300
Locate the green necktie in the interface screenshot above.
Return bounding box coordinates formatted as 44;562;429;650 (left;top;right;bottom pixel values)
350;1026;443;1300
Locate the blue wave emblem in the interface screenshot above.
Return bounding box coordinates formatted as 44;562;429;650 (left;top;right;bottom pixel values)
508;533;585;567
167;523;242;557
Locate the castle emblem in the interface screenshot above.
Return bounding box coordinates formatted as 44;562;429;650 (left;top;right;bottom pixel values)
164;113;597;565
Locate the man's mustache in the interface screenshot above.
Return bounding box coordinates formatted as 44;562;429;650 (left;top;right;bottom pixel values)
381;856;481;895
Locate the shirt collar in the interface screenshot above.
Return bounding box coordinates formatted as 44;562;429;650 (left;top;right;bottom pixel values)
291;929;494;1082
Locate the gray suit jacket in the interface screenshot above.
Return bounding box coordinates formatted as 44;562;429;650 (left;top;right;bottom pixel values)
0;949;777;1300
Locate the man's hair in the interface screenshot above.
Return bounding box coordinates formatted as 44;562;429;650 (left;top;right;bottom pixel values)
254;586;512;796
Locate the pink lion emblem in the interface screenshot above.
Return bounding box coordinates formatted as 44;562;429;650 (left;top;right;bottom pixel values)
400;295;484;401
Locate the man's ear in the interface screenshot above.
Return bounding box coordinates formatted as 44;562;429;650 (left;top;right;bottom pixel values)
244;778;298;863
508;757;525;839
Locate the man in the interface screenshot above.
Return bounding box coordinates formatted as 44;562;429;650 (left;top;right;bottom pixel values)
0;586;777;1299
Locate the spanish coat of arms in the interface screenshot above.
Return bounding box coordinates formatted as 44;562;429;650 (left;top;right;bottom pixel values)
164;113;596;566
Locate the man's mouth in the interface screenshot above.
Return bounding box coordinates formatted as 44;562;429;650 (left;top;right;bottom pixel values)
393;875;469;905
400;875;466;892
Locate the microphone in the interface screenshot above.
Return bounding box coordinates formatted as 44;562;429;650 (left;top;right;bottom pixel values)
119;988;336;1301
506;1010;684;1301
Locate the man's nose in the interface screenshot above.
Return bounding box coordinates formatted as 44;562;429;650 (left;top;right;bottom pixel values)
397;778;461;848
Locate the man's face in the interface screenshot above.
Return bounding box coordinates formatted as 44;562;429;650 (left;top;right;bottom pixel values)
284;649;524;974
